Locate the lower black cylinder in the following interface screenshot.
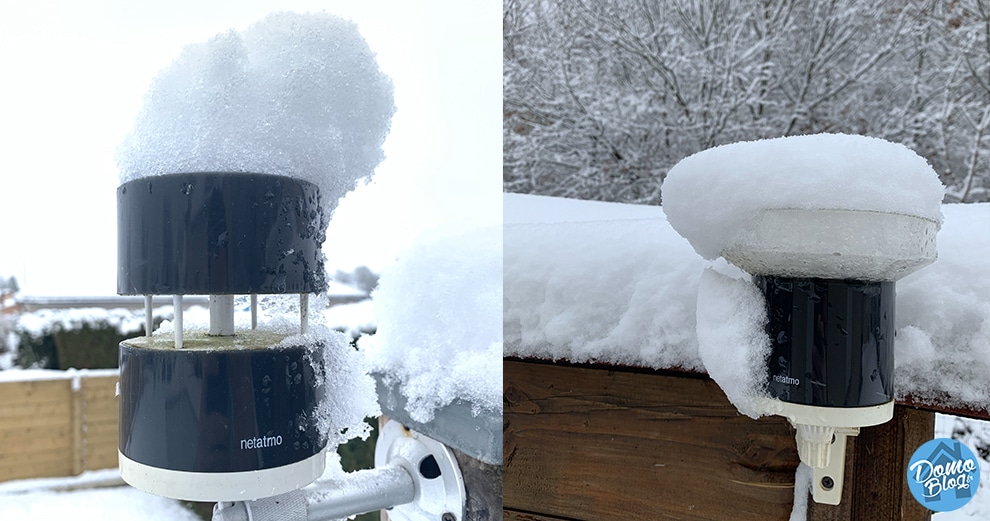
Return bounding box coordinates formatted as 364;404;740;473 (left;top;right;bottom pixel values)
758;276;894;407
119;341;327;473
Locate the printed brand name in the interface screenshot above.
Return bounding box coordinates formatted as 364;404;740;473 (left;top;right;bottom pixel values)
906;438;981;511
240;434;283;450
772;374;800;386
909;457;977;498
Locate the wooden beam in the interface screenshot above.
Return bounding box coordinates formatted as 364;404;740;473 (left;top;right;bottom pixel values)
505;359;935;521
505;360;799;520
508;356;990;421
503;510;574;521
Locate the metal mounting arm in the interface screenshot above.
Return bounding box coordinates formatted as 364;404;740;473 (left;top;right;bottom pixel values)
212;420;466;521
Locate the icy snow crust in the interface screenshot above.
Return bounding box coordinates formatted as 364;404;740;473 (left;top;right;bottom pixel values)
505;194;990;416
661;134;945;263
116;12;394;216
361;223;502;424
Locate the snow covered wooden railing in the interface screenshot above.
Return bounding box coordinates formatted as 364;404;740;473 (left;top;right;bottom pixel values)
504;185;990;520
0;370;119;482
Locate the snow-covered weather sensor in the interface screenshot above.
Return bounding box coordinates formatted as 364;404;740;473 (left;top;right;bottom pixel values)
663;133;943;505
116;172;331;501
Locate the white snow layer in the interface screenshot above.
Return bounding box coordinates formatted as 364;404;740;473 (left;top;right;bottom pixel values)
504;193;990;415
897;203;990;408
0;483;200;521
116;11;394;214
17;307;153;340
790;463;814;521
361;222;502;424
661;133;945;261
696;266;771;419
503;195;704;370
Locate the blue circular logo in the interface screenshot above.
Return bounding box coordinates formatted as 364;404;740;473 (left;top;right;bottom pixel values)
907;438;981;512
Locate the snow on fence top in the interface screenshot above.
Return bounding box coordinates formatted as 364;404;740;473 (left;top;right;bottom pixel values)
504;194;705;371
116;11;394;215
361;222;502;424
661;134;945;263
504;193;990;415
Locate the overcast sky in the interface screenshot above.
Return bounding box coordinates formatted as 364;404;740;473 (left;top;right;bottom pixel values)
0;0;501;296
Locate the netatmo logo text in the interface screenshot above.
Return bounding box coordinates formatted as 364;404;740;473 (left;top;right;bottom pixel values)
240;434;283;450
772;374;800;386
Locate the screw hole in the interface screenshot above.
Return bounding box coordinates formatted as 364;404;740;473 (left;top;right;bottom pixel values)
419;454;442;479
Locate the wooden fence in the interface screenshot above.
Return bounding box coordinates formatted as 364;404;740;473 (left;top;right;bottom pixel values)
0;371;118;482
504;358;952;521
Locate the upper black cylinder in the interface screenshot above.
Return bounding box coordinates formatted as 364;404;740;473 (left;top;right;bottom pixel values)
759;276;895;408
117;173;328;295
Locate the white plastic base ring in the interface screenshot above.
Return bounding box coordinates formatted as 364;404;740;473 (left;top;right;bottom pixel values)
760;399;894;428
119;448;326;502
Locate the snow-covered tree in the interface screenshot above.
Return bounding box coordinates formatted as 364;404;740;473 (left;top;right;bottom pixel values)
505;0;990;203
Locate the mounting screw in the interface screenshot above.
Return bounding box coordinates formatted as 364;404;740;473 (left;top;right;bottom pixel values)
442;513;456;521
821;476;835;491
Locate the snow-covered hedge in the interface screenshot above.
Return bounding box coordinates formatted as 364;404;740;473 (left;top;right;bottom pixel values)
13;307;166;370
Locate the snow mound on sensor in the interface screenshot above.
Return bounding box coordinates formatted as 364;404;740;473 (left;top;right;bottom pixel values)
662;133;945;261
116;11;394;214
361;222;502;424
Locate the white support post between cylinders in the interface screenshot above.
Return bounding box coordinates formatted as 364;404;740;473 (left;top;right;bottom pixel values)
209;295;236;336
173;295;183;349
300;294;309;334
250;294;257;330
144;295;153;337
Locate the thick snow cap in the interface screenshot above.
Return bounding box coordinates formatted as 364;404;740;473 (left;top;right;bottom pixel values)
116;12;395;217
662;134;945;280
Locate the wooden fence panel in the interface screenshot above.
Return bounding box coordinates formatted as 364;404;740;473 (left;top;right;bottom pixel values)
0;372;119;482
80;375;120;472
0;378;75;481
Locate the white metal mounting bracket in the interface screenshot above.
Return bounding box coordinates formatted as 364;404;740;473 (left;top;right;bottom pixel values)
811;427;859;505
375;419;467;521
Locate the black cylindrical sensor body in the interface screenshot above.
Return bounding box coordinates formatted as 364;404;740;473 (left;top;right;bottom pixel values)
758;276;894;408
118;341;327;473
117;173;328;295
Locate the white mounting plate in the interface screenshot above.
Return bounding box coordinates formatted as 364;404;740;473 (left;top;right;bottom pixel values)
375;420;466;521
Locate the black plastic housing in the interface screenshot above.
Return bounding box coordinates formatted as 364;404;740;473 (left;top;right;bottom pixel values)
118;341;327;473
758;276;894;408
117;173;328;295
